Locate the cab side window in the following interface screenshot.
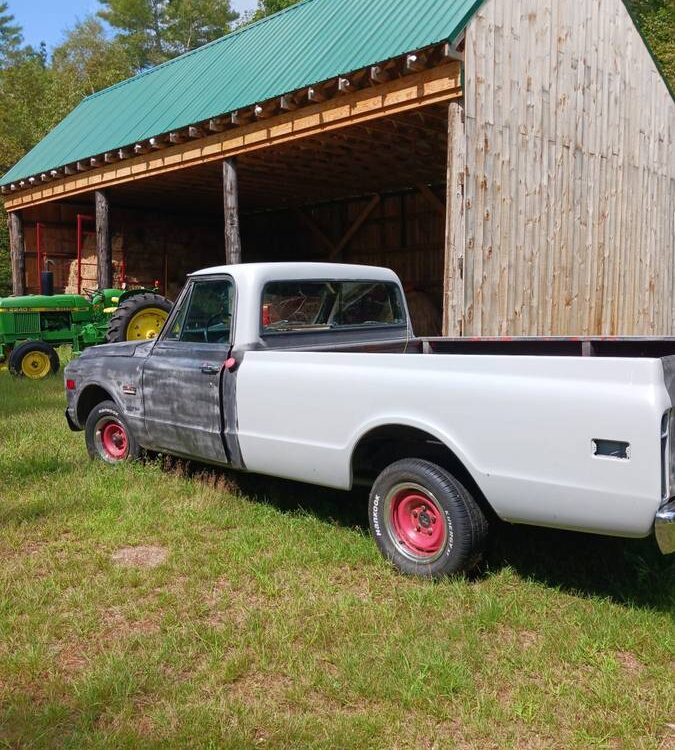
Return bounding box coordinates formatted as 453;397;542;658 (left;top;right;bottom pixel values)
164;279;233;344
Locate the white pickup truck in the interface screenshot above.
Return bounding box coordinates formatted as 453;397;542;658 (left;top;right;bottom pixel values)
64;263;675;577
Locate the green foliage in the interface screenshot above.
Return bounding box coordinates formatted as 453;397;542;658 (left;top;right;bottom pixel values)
97;0;237;69
250;0;301;22
51;17;136;97
626;0;675;88
0;0;21;67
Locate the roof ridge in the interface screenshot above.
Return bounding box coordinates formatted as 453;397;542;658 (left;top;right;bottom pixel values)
82;0;321;104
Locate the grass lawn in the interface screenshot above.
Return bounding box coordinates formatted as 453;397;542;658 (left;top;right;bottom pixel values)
0;374;673;749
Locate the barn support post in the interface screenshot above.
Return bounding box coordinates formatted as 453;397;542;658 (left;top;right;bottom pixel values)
443;100;466;336
95;190;112;289
8;211;26;296
223;157;242;265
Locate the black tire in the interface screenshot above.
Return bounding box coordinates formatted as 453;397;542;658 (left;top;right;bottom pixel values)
85;400;140;464
8;340;60;379
369;458;488;578
105;292;172;344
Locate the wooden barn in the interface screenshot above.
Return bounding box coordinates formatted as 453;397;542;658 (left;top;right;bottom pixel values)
2;0;674;336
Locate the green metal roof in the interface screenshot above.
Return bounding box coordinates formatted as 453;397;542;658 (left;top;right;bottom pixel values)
2;0;480;186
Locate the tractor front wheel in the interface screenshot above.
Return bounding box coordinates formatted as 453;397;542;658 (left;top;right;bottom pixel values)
106;293;172;344
8;341;60;379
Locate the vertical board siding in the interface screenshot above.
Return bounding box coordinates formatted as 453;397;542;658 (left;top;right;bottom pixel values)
462;0;675;335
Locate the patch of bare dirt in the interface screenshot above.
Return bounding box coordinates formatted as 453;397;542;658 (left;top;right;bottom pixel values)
614;650;644;676
57;644;89;673
517;629;542;650
228;670;293;704
111;545;168;569
100;606;161;639
203;576;265;628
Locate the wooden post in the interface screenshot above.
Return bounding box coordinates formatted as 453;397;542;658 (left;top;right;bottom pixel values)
7;211;26;297
8;211;26;296
223;157;241;265
95;190;112;289
443;100;466;336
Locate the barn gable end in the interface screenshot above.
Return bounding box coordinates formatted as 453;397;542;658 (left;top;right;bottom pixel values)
451;0;675;336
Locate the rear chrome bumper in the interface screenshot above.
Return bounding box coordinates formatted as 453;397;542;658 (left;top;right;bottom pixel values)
655;500;675;554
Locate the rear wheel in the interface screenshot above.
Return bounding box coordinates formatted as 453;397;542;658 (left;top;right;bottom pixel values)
85;400;140;464
8;341;60;379
106;293;171;343
369;458;488;577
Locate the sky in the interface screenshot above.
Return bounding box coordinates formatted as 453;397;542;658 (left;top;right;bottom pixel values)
9;0;258;51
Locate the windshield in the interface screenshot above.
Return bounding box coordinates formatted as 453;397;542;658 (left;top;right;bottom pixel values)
261;280;405;334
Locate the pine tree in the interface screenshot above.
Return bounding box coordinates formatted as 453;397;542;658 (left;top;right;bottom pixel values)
0;1;22;68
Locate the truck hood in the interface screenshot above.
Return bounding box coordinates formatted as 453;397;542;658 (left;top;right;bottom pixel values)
79;340;155;359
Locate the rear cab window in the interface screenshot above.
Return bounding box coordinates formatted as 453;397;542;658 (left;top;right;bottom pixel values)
261;280;405;335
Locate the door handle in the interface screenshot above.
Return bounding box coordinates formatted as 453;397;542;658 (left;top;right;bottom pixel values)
200;363;220;374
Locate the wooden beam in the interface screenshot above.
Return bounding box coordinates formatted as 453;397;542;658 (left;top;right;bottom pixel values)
307;86;325;103
443;100;466;336
223;157;241;265
280;94;297;112
329;194;381;260
4;62;462;210
294;208;336;255
406;54;426;73
337;77;351;94
8;211;26;296
95;190;112;289
416;182;446;217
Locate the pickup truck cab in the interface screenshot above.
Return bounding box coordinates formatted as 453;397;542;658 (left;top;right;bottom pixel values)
64;263;675;577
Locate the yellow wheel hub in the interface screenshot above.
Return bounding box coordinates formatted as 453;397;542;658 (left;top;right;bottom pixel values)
126;308;168;341
21;351;52;379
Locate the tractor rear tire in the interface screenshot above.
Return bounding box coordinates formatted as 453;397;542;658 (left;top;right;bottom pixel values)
106;292;172;344
8;341;60;379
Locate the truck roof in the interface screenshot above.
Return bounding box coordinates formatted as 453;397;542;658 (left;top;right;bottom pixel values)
190;262;401;285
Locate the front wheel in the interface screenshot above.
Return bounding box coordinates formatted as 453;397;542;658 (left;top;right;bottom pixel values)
8;341;60;379
369;458;488;578
85;400;140;464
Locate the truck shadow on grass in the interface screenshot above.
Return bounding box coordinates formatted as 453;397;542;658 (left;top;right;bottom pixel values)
161;457;674;613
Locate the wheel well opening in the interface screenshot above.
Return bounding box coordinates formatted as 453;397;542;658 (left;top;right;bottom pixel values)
351;425;493;516
77;385;113;425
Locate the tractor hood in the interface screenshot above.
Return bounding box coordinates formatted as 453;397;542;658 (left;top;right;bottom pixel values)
79;340;155;359
0;293;91;310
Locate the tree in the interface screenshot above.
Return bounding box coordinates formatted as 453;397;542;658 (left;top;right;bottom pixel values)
250;0;300;22
97;0;238;69
0;1;21;68
51;17;136;97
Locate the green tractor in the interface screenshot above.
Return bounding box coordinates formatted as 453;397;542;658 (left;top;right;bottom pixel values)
0;288;172;379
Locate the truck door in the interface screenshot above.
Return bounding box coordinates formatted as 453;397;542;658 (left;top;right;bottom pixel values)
141;276;234;464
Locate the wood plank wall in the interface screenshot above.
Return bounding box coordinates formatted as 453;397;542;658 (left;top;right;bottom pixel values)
461;0;675;335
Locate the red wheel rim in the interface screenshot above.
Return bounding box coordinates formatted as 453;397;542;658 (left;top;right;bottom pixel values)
389;487;446;558
99;420;129;460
